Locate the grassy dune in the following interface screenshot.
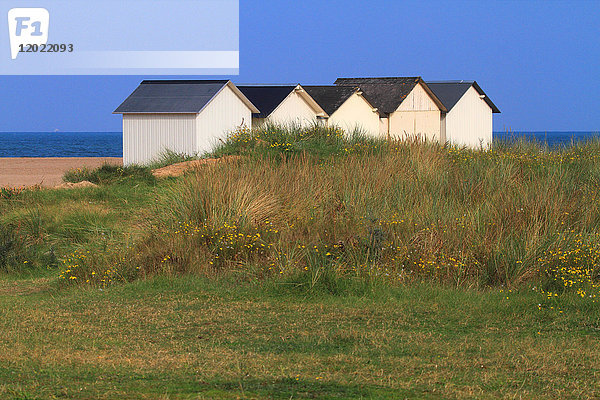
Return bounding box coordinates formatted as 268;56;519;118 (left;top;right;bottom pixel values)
1;125;599;398
51;126;600;295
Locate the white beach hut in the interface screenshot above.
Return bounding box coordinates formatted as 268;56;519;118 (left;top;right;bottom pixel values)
426;81;501;149
303;86;381;137
237;85;326;127
114;80;259;166
335;77;447;141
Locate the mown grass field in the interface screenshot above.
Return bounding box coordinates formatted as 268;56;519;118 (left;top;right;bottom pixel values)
1;125;600;399
1;277;599;399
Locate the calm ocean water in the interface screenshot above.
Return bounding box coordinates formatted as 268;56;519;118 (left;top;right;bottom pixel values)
494;131;600;147
0;132;122;157
0;131;598;157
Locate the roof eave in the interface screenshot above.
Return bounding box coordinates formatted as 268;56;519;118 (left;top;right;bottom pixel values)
225;81;261;114
472;81;501;113
295;84;328;117
354;90;381;116
417;78;448;112
262;87;298;119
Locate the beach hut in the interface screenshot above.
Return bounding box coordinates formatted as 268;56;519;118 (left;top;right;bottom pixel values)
334;77;447;141
426;81;500;149
237;85;326;127
114;80;259;166
302;85;381;137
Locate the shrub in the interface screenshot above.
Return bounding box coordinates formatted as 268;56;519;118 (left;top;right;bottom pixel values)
63;164;155;185
58;248;126;286
0;214;58;274
0;186;26;200
210;123;383;160
538;232;600;298
0;223;26;272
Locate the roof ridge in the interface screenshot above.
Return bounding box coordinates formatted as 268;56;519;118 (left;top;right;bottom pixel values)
336;76;421;80
426;80;475;84
237;84;297;88
427;81;500;113
140;80;229;84
303;85;356;89
334;77;423;113
303;85;359;115
114;80;233;114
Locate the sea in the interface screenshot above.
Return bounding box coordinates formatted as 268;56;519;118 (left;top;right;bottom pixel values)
0;131;599;157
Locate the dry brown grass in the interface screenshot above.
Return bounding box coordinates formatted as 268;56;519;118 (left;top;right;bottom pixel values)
115;145;600;290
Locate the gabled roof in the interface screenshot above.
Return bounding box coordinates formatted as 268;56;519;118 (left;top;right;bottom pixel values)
114;80;259;114
302;85;359;116
334;77;446;114
237;85;296;118
426;81;500;113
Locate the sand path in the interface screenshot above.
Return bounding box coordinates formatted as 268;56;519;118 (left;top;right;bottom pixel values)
0;157;122;188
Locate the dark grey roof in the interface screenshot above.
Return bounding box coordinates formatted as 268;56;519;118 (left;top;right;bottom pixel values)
237;86;295;118
334;77;421;114
303;86;358;116
426;81;500;113
114;80;229;113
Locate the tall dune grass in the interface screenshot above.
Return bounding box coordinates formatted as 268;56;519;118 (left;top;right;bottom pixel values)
54;125;600;295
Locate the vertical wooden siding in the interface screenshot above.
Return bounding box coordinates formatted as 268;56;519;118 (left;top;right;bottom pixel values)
267;91;319;127
122;114;196;165
440;114;447;143
379;117;389;137
389;83;442;141
445;86;493;149
389;111;441;141
195;85;252;154
396;83;439;112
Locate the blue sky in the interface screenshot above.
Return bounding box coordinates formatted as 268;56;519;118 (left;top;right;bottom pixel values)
0;0;598;132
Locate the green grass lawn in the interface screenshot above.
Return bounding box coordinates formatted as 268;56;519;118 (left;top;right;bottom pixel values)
0;277;598;399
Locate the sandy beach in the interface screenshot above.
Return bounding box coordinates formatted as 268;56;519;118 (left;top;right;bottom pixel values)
0;157;122;188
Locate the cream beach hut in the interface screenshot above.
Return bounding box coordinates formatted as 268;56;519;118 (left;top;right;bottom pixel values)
237;85;325;127
335;77;447;141
426;81;500;149
303;85;381;137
